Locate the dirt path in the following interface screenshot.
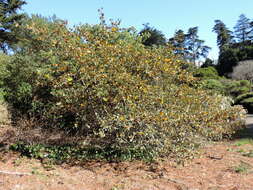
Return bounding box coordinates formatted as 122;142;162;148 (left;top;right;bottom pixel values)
0;109;253;189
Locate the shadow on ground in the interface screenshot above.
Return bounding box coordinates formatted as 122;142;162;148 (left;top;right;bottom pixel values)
232;114;253;139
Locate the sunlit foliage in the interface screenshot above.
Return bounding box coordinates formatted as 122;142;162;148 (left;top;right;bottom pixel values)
3;16;246;160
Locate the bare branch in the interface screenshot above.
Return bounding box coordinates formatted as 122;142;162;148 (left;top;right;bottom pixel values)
231;60;253;82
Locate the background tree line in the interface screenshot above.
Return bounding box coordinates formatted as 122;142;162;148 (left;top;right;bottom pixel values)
139;23;211;64
213;14;253;76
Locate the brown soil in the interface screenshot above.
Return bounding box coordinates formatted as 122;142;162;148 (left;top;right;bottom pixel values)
1;104;253;190
1;142;253;190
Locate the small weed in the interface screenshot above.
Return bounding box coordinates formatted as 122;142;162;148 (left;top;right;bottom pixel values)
234;138;253;146
233;161;252;174
111;187;119;190
30;166;50;181
42;160;55;171
236;149;246;153
111;184;125;190
31;167;41;175
13;157;25;167
242;150;253;158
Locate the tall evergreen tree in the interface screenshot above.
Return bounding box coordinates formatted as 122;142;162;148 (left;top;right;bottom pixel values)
169;27;210;63
169;29;186;56
201;58;215;68
212;20;233;52
250;20;253;41
139;23;167;47
234;14;251;43
0;0;26;53
184;27;211;63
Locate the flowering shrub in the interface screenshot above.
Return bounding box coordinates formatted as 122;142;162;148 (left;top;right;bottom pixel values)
3;16;246;160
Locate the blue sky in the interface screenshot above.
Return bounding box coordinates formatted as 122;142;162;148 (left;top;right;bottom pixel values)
24;0;253;60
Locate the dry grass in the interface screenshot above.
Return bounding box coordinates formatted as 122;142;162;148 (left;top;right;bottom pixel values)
0;113;88;147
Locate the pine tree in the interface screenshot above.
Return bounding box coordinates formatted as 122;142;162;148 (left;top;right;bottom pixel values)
0;0;26;53
139;23;167;47
169;29;186;57
234;14;251;43
213;20;233;52
184;27;211;63
250;21;253;41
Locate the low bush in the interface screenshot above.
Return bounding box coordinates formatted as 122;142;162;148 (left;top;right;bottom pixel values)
201;79;225;94
3;16;246;161
193;66;220;79
226;80;252;98
208;79;253;113
235;92;253;113
10;142;155;162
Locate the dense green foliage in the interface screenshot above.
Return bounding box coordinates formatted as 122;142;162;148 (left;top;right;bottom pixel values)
194;66;220;79
0;53;10;101
168;30;186;57
0;53;9;87
217;44;253;76
139;24;167;47
0;0;26;52
194;64;253;113
1;16;246;161
212;20;233;51
10;142;155;162
226;80;252;98
201;58;216;68
201;79;225;93
235;92;253;113
194;66;226;94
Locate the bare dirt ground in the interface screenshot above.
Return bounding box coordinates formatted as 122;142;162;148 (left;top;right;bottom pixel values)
1;104;253;190
2;143;253;190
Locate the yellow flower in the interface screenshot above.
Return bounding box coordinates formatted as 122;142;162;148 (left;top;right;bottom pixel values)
67;77;73;82
111;27;118;32
44;74;50;79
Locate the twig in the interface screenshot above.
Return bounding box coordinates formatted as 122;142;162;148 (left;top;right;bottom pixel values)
167;177;186;185
207;155;223;160
0;170;32;176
